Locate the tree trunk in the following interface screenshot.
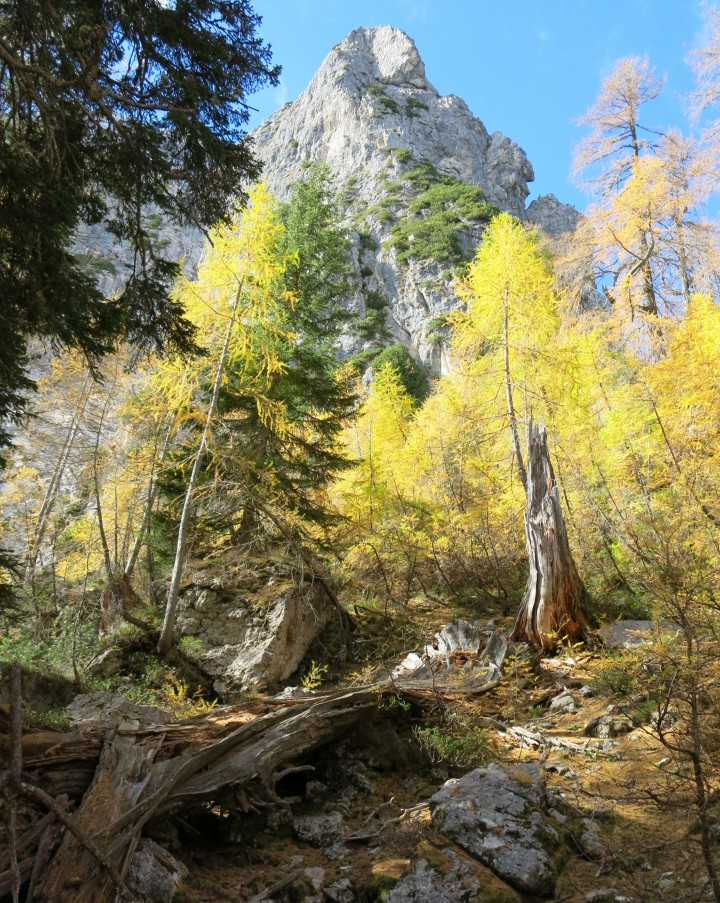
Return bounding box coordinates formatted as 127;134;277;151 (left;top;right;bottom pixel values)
8;657;504;900
510;419;589;650
158;279;245;655
503;285;527;492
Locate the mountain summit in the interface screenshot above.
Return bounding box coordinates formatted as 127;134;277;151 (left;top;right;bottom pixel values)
79;27;578;371
251;26;577;369
253;26;535;217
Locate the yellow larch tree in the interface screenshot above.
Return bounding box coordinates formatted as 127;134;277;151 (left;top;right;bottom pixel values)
156;183;294;653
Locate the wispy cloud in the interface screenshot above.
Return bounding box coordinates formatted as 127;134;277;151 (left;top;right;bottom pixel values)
399;0;428;22
275;78;289;107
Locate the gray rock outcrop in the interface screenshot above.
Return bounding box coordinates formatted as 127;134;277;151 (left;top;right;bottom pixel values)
385;851;480;902
430;762;565;896
66;691;171;728
250;26;541;369
175;567;335;695
0;23;583;439
80;27;578;374
597;619;681;649
527;193;581;237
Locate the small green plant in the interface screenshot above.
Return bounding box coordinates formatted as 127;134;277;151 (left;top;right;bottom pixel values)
301;660;328;689
389;146;413;164
405;97;429;118
590;661;640;698
178;635;204;658
358;230;379;252
367;82;399;114
385;694;411;712
288;138;298;149
364;290;388;311
414;722;493;768
347;348;379;374
357;307;390;340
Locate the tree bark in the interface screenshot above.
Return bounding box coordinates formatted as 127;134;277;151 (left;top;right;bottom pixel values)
510;419;590;650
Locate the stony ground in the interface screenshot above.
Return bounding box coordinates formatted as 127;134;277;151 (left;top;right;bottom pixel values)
154;607;717;903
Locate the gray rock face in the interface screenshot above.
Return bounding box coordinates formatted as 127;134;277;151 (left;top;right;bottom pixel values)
385;851;480;902
253;27;532;214
527;193;581;237
430;763;563;896
175;569;334;695
53;27;579;380
249;26;552;371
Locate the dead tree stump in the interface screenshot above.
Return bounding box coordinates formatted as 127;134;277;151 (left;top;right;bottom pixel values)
510;419;589;650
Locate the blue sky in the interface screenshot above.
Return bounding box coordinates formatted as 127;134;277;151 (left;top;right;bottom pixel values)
247;1;708;211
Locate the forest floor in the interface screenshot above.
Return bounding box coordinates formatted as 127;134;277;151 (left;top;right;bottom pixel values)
168;601;714;903
2;598;715;902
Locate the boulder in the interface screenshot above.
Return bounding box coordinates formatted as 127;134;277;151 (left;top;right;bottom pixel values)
66;691;171;729
584;715;634;739
430;762;565;896
549;690;578;714
597;620;680;649
126;840;187;903
293;813;345;847
385;851;480;903
175;569;335;695
325;878;356;903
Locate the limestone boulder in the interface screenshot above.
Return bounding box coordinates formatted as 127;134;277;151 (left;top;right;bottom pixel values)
430;762;566;897
175;570;335;695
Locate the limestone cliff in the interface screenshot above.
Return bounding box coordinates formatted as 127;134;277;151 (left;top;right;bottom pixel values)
251;26;549;369
76;26;581;371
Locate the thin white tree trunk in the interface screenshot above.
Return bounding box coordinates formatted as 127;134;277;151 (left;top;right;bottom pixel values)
124;418;174;579
25;372;92;580
157;282;244;654
503;285;527;493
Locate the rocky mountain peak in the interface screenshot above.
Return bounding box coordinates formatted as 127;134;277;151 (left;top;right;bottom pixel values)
331;26;428;89
78;26;582;372
252;26;534;218
250;26;560;368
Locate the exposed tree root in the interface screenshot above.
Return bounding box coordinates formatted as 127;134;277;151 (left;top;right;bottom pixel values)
0;653;503;900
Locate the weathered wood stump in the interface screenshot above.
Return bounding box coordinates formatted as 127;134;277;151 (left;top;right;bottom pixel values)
510;419;589;650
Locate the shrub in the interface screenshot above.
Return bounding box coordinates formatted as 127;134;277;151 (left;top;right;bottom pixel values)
406;97;429;118
385;160;499;268
371;343;430;404
414;722;493;768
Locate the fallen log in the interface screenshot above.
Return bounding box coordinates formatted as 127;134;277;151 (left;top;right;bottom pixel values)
2;658;503;901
